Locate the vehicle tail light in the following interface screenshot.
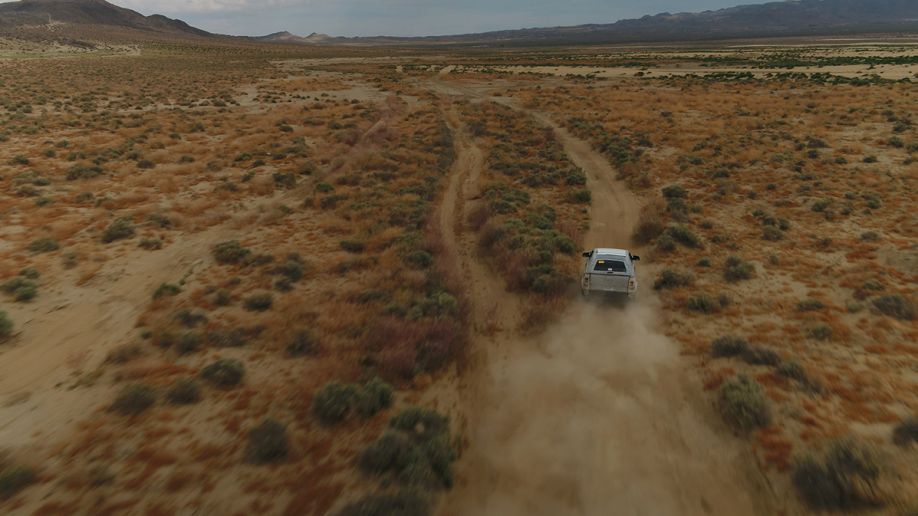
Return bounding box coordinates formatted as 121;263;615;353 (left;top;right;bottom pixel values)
628;278;636;291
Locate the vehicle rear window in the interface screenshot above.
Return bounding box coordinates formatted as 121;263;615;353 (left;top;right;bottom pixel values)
593;259;627;273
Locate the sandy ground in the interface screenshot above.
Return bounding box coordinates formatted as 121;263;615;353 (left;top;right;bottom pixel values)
429;79;789;515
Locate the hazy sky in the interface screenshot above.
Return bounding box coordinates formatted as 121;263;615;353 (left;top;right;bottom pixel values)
117;0;770;37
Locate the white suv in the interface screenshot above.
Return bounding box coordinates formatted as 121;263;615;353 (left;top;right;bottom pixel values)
581;248;640;298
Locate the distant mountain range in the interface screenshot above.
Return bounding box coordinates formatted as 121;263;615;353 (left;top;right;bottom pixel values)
255;31;332;44
0;0;210;37
0;0;916;46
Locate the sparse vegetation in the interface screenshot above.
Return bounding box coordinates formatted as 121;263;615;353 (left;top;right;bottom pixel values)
718;375;771;432
201;359;245;388
247;418;289;464
792;440;881;509
111;384;156;415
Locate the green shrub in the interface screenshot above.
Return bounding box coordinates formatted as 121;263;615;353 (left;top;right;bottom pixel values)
0;310;12;341
653;269;693;290
796;299;825;312
390;407;449;440
741;346;782;367
337;491;428;516
243;293;273;312
724;256;755;282
212;241;251;264
101;218;135;243
807;324;833;341
655;234;676;253
356;377;394;418
247;418;288;464
28;238;59;253
207;329;247;348
166;378;201;405
153;283;181;300
762;226;784;241
872;295;914;321
359;407;456;489
201;359;245;388
711;336;749;357
893;417;918;447
176;332;203;355
687;294;720;314
665;225;702;249
0;466;35;500
661;184;687;199
567;189;591;204
340;240;366;253
1;277;37;302
139;238;163;250
111;384;156;415
718;375;771;432
287;330;318;356
312;382;358;425
792;440;881;509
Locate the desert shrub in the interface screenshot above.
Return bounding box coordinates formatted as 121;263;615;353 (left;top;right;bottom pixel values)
633;217;664;244
792;440;881;509
811;199;831;212
166;378;201;405
1;277;37;302
213;290;232;306
872;295;914;321
152;283;181;300
139;238;162;250
176;332;203;355
111;384;156;415
174;309;207;327
207;329;247;348
762;225;784;241
272;255;306;282
796;299;825;312
665;225;702;248
356;377;394;418
212;241;251;264
105;344;143;364
390;407;449;440
655;234;676;253
101;218;135;243
286;330;318;356
404;250;433;269
567;189;591;204
337;491;428;516
711;336;749;357
360;407;455;489
19;268;39;280
807;324;833;341
340;240;366;253
0;311;13;341
0;466;35;500
661;184;687;199
724;256;755;282
893;417;918;447
718;375;771;432
653;269;693;290
687;294;720;314
247;419;288;464
312;382;358;425
66;164;102;180
201;359;245;388
742;346;782;367
28;238;59;253
243;293;273;312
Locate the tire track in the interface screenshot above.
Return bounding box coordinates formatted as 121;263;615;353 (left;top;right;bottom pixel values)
432;80;785;516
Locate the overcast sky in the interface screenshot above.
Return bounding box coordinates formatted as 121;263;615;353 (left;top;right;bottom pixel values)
116;0;770;37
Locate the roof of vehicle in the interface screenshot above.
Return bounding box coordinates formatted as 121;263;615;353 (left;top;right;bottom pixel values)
593;248;630;256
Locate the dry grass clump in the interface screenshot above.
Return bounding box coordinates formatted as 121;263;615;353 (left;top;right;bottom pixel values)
792;439;882;510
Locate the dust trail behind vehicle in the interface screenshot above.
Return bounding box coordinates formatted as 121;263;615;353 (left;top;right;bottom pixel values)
435;87;784;516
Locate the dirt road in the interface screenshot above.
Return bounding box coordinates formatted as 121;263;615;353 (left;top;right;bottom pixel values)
433;81;783;516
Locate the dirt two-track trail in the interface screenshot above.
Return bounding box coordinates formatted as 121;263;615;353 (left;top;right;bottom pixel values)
432;81;784;516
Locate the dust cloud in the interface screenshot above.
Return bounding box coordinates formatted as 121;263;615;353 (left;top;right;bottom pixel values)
446;297;767;516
